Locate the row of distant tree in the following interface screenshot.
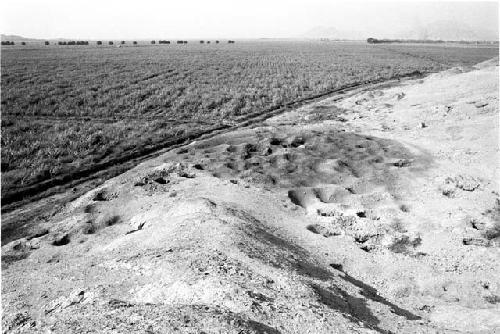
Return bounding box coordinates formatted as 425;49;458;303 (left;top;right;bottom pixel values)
94;40;236;45
2;41;24;45
2;40;237;46
57;41;89;45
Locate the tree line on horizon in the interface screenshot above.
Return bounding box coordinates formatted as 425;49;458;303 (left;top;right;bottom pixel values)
2;40;237;46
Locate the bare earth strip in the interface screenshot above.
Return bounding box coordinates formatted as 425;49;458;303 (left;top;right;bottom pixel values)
2;59;499;333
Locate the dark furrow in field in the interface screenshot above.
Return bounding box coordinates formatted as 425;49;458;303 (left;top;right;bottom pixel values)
1;115;213;124
1;69;427;211
98;68;179;95
375;46;449;67
129;69;177;85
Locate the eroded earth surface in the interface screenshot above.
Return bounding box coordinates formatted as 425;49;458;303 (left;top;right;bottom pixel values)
2;59;499;333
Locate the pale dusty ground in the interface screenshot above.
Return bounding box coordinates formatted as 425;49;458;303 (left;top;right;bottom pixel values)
2;59;499;334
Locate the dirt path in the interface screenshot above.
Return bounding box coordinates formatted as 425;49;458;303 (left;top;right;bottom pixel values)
2;59;499;333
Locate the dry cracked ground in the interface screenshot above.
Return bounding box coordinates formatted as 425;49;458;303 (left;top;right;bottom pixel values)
2;58;499;333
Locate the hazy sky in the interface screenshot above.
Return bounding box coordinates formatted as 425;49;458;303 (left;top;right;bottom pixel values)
1;0;498;39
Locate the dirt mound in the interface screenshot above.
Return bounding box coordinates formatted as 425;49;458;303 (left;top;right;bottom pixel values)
172;129;427;191
474;56;499;69
1;175;430;333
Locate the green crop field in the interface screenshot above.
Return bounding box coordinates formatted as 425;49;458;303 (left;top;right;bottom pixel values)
1;41;497;205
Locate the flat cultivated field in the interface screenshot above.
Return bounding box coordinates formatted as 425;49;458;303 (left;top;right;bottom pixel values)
1;41;497;205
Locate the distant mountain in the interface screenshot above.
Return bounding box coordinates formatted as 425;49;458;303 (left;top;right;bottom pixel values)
1;34;46;42
1;34;85;42
303;26;339;38
399;20;498;41
302;26;366;40
304;21;498;42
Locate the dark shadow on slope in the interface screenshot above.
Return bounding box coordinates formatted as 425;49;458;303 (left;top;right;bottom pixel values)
231;208;421;333
246;320;282;334
340;270;421;321
300;244;420;322
310;284;382;332
294;255;421;333
1;252;30;270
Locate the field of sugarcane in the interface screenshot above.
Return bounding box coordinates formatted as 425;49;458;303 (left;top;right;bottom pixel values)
1;41;497;204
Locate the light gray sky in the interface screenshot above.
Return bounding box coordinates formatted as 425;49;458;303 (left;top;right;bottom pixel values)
1;0;498;39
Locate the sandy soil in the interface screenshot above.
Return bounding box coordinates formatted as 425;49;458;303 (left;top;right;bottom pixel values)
2;59;499;334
